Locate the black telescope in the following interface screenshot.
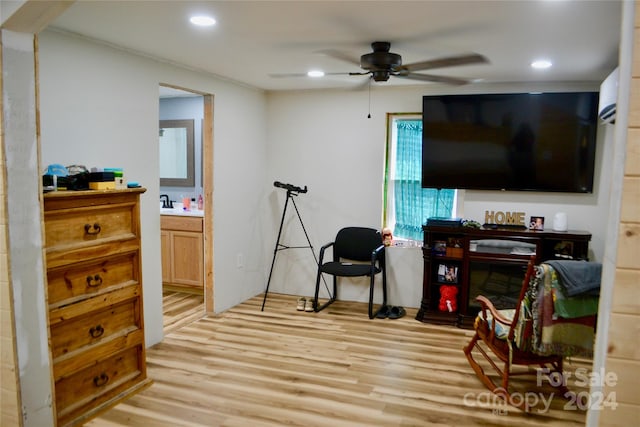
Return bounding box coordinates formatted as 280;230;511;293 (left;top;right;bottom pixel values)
263;179;318;311
274;181;307;193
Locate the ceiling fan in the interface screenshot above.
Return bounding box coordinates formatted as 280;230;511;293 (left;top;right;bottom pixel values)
272;41;489;85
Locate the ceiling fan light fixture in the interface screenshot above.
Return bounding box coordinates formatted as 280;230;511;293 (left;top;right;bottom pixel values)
307;70;325;78
372;70;390;82
531;59;552;69
189;15;216;26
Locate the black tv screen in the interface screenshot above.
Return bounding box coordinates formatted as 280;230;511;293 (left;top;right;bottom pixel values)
421;92;599;193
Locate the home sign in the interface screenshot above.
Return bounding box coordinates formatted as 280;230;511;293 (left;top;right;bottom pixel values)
484;210;526;226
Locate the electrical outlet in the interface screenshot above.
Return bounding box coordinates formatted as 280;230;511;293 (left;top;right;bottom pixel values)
236;253;244;269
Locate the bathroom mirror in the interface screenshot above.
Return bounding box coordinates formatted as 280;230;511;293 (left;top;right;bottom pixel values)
160;119;194;187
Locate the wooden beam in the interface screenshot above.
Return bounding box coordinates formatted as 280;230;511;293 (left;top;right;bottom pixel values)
203;94;214;315
2;1;74;34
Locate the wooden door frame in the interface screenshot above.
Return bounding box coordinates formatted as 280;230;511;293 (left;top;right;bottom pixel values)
202;94;214;313
159;84;214;314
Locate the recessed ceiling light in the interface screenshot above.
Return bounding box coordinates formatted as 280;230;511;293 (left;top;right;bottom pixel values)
531;59;552;69
307;70;325;78
190;15;216;26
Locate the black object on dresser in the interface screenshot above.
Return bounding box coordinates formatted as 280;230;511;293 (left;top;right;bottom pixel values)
416;225;591;328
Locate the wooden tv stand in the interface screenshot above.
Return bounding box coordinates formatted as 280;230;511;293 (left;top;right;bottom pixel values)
416;225;591;328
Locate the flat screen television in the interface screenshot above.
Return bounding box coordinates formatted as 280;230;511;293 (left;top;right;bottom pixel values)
421;92;599;193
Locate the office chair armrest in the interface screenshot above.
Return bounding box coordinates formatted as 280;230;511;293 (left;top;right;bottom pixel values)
318;241;335;263
371;244;385;263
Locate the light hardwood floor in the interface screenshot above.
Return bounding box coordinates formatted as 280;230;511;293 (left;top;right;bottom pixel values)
162;290;205;334
87;293;592;427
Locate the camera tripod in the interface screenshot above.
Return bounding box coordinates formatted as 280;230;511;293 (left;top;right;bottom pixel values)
261;181;327;311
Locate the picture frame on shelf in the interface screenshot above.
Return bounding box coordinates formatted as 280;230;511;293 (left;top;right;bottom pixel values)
437;263;459;284
433;240;447;256
529;216;545;230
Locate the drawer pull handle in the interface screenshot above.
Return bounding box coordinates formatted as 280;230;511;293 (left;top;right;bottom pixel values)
89;325;104;338
84;223;101;235
93;373;109;387
86;274;103;287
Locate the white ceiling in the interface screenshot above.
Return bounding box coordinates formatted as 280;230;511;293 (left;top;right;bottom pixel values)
48;0;622;92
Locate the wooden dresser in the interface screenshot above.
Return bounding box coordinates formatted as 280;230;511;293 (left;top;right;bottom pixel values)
43;189;151;426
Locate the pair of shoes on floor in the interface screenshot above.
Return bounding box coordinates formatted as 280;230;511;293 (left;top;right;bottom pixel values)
376;305;406;319
296;297;315;312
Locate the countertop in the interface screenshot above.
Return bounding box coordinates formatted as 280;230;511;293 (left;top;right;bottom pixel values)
160;208;204;217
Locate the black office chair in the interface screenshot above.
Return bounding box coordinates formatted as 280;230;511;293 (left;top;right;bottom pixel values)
312;227;387;319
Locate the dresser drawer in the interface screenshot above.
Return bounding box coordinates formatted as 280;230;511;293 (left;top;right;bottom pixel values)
47;253;138;308
49;283;140;325
44;202;137;250
55;345;145;422
50;292;141;360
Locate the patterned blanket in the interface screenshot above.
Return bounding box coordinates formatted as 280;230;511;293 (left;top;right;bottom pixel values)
523;264;597;358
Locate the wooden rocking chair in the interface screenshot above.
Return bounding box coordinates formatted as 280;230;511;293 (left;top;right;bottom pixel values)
463;257;570;411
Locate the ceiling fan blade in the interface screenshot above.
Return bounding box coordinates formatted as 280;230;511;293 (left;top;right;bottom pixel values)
269;72;309;78
396;73;470;86
269;72;354;78
319;49;361;67
399;53;488;72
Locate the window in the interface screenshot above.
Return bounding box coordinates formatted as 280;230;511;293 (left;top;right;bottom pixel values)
384;114;457;241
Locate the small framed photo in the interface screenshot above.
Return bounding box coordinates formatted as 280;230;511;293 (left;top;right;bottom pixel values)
437;263;458;283
529;216;545;231
433;240;447;256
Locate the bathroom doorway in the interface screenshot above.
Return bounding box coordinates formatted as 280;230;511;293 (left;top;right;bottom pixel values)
159;84;214;326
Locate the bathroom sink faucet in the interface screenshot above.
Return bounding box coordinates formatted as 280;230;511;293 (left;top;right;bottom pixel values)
160;194;173;209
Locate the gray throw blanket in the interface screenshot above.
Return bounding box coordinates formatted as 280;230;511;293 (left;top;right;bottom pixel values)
545;260;602;297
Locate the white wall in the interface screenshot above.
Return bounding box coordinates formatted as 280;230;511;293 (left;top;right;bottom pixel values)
38;30;270;345
265;82;615;308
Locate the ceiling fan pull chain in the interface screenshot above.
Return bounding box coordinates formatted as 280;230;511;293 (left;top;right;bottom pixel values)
367;77;372;119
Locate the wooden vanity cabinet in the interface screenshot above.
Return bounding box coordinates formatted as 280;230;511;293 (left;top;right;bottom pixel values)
43;188;151;427
160;215;204;293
